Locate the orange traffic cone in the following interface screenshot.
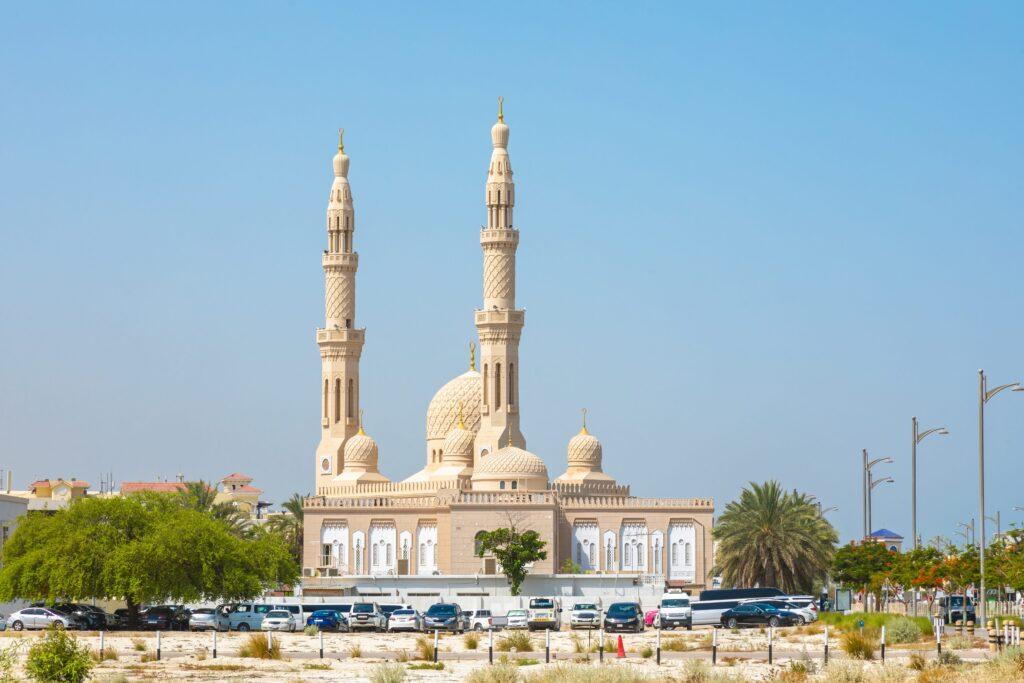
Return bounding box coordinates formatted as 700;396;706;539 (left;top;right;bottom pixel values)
616;635;626;658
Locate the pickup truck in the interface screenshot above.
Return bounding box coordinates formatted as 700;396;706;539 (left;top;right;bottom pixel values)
467;609;507;631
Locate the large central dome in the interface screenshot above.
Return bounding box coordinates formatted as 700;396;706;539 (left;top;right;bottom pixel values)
426;370;482;441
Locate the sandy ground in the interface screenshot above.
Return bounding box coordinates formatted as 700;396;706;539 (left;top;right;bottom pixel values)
0;626;998;681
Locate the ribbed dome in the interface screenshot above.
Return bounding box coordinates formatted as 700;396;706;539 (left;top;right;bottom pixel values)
333;129;350;177
426;370;482;440
475;447;548;477
442;425;474;463
344;431;378;466
491;120;509;149
567;428;602;467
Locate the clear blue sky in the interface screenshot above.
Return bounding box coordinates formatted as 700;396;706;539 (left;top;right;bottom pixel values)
1;2;1022;545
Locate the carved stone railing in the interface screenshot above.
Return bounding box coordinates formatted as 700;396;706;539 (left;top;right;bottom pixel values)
552;481;632;497
305;495;442;509
558;496;713;510
453;491;556;506
314;479;469;498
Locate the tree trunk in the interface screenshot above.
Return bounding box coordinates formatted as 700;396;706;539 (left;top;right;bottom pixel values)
126;596;140;630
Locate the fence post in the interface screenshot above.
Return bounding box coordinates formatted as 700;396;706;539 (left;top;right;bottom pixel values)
656;626;661;665
488;627;494;664
823;625;829;665
768;626;773;665
936;619;942;656
880;625;886;662
267;630;273;652
599;629;604;662
545;628;550;664
433;629;439;663
212;630;217;659
156;630;162;661
319;629;323;659
99;630;104;656
712;627;717;665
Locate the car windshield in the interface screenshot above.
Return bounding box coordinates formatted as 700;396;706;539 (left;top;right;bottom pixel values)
508;610;527;617
352;604;375;614
530;599;554;608
662;599;689;608
393;610;415;616
192;608;214;615
575;604;598;611
312;610;335;618
607;604;638;616
427;604;456;616
267;611;290;618
948;597;973;607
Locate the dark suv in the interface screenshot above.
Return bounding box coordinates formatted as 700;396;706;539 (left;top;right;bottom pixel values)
940;596;976;624
603;602;644;633
423;603;468;633
144;605;190;630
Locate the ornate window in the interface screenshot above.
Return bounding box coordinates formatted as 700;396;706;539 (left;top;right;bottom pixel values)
684;542;692;566
347;379;354;419
483;364;488;406
334;378;341;422
495;363;502;409
323;380;328;419
321;544;331;566
510;480;517;490
508;363;515;405
372;543;379;566
575;542;582;565
671;543;679;567
419;543;425;567
499;481;506;490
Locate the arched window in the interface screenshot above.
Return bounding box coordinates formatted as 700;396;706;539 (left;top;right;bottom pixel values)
372;543;379;566
510;480;517;490
671;543;679;567
483;364;489;406
402;539;409;560
386;543;393;566
576;542;582;564
588;542;596;566
499;481;506;490
334;378;341;422
419;543;425;567
623;543;632;568
347;379;354;419
684;543;692;565
495;363;502;408
323;379;328;419
508;363;514;405
474;531;488;556
606;539;614;568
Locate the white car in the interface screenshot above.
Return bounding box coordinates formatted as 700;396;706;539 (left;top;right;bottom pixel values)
7;607;74;631
260;609;297;632
655;596;693;630
505;609;528;630
569;603;601;630
467;609;496;631
387;609;422;632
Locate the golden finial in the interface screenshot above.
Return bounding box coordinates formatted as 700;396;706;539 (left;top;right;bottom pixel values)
338;128;345;154
458;401;466;430
357;409;365;435
469;341;477;371
497;96;504;123
579;408;589;436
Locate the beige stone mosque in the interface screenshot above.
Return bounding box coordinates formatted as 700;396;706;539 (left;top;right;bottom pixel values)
302;102;714;596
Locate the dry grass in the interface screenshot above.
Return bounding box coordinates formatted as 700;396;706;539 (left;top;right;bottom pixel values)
236;633;282;660
139;650;158;663
841;630;876;660
414;635;436;661
464;632;480;649
131;638;147;651
497;630;534;652
347;642;363;658
92;646;118;661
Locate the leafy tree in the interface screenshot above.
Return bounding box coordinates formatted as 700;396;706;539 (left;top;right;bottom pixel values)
560;558;582;574
713;481;838;594
0;496;297;626
475;524;547;596
265;493;306;565
832;541;896;610
175;480;253;538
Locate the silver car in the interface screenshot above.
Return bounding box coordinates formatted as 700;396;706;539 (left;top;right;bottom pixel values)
387;608;422;632
189;607;228;632
260;610;297;632
8;607;74;631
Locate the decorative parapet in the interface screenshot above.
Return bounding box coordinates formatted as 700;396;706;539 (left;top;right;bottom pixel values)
315;479;470;498
552;481;631;497
306;495;443;509
452;491;556;506
558;496;714;510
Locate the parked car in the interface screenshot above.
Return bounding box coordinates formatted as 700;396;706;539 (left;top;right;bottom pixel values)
145;605;190;631
739;598;815;624
467;609;496;631
603;602;644;633
307;609;349;632
52;604;105;630
656;596;693;630
379;604;411;621
7;607;75;631
569;603;601;630
348;602;386;632
113;607;146;629
261;609;297;632
527;597;561;631
644;609;659;627
940;596;976;624
423;603;468;633
188;607;227;632
225;603;275;632
720;602;801;629
387;608;423;632
505;609;529;630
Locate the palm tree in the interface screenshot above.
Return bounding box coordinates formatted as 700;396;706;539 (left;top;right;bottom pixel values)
178;480;253;538
266;493;306;564
713;480;838;594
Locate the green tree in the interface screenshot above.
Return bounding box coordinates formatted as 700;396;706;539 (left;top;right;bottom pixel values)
175;480;252;538
0;496;297;626
832;541;896;610
475;524;547;596
265;493;306;565
713;481;838;594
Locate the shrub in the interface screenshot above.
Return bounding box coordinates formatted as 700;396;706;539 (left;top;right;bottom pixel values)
662;637;688;651
936;650;962;666
0;641;23;681
467;662;520;683
237;633;282;660
885;616;923;644
819;612;933;637
819;662;866;683
908;652;927;670
25;628;94;683
945;634;975;650
304;624;319;636
395;649;409;662
497;631;534;652
638;644;653;658
408;662;444;670
139;650;158;662
464;632;480;649
370;662;407;683
131;638;147;651
92;646;118;662
414;635;435;661
348;642;363;658
841;630;876;660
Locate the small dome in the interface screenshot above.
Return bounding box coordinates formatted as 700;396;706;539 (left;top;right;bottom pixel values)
344;431;378;466
333;129;350;177
491;97;509;149
426;370;482;440
442;424;474;463
475;446;548;477
567;428;602;467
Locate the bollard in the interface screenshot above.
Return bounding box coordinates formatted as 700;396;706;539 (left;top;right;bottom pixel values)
488;627;494;664
433;629;439;663
712;627;717;664
319;630;323;659
656;626;661;665
213;630;218;659
99;630;105;656
880;625;886;662
267;630;273;652
823;625;829;665
599;629;604;662
545;628;550;663
936;620;942;656
156;630;162;661
768;626;773;665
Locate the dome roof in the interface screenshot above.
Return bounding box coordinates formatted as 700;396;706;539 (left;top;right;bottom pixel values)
567;428;602;467
442;425;474;462
475;446;548;477
426;370;481;440
344;431;378;466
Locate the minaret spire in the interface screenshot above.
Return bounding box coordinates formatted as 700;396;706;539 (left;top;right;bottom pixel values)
474;100;526;461
315;130;365;490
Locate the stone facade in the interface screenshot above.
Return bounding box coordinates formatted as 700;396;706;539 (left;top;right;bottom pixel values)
303;103;714;594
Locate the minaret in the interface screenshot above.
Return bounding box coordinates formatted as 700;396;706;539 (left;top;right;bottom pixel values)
474;98;526;461
315;130;365;491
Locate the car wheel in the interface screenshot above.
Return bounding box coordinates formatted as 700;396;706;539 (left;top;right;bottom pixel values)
474;624;483;631
11;621;22;632
727;618;738;629
237;623;250;632
54;622;65;630
799;616;807;625
686;621;692;631
769;617;780;628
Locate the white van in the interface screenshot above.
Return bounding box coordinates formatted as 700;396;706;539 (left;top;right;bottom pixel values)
223;603;275;631
527;597;561;631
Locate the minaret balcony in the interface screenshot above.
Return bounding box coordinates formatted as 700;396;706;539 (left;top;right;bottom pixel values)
475;309;525;327
479;229;519;247
322;252;359;268
317;327;366;345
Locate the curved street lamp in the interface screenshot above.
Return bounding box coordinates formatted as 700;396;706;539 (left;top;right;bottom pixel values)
868;474;894;536
911;418;948;617
862;450;893;538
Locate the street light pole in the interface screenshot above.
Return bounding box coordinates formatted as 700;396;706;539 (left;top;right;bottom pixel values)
862;449;868;539
868;475;894;537
911;417;948;618
977;370;1022;627
864;455;893;538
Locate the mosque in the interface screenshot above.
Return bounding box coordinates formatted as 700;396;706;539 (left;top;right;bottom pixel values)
301;102;714;596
